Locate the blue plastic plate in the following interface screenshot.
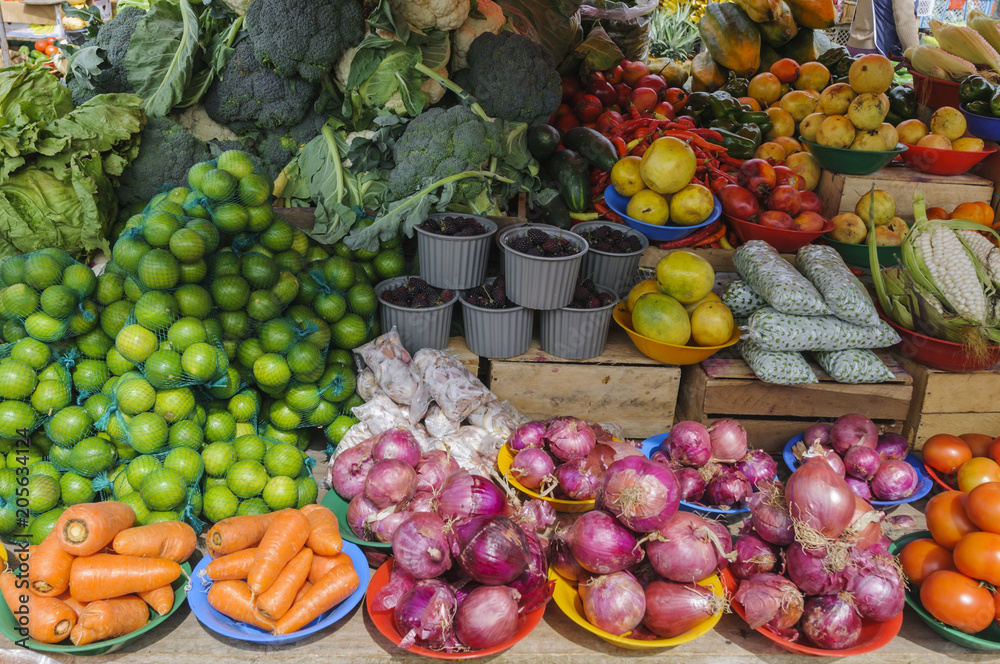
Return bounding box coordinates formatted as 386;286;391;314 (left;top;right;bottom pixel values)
187;540;369;645
783;434;933;507
603;186;720;242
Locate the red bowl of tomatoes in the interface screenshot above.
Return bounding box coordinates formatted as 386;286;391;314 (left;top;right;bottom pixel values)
922;433;1000;492
724;214;833;253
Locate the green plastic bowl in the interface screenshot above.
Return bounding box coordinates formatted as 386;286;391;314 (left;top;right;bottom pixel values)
802;141;907;175
0;562;191;656
823;234;905;268
889;531;1000;651
320;488;391;550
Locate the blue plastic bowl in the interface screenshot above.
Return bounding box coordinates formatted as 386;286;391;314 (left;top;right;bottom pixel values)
782;434;933;508
187;540;369;645
961;103;1000;142
603;185;721;242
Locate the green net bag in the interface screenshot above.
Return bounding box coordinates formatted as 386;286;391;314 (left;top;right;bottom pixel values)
104;449;206;529
301;257;380;352
206;248;298;328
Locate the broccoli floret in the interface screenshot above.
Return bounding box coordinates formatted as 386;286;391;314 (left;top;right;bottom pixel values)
117;117;213;208
255;112;330;178
203;40;318;134
245;0;364;82
66;75;98;107
72;6;145;95
454;31;561;126
388;105;501;204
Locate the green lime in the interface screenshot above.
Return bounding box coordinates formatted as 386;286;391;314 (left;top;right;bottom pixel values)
2;320;27;342
203;485;239;522
219;311;251;341
75;327;114;360
83;392;113;424
0;359;37;399
174;285;212;320
70;436;117;478
296;476;319;508
259;424;296;447
0;504;16;534
236;337;264;369
267;401;300;430
280;343;318;381
45;405;93;446
57;472;94;505
9;338;48;371
0;467;16;499
140;467;187;511
169;228;206;264
168;420;203;450
30;431;52;455
0;284;37;318
31;380;71;415
143;510;183;526
211;203;249;233
342;392;365;413
66;300;100;338
0;399;40;440
260;475;296;510
247;204;274;232
116;324;158;365
188;488;203;517
36;363;69;387
0;254;26;285
274;250;303;274
134;291;180;331
164;447;204;485
24;312;66;342
307;400;337;427
119;492;150;524
346;283;377;316
23;253;64;290
29;461;60;481
178;260;208;285
187;161;214;192
285;383;321;413
40;284;78;319
5;443;43;471
127;411;168;454
209;251;240;277
154;388;194;424
61;264;97;300
325;415;358;447
141;211;184;248
164;187;190;205
116;377;156;416
246;290;281;322
238;173;272;207
206;366;240;400
142;350;182;390
270;272;300;307
113;468;135;498
137;249;180;291
233;435;267;462
374;249;405;279
181;342;218;382
203;476;226;491
263;442;303;478
211;275;251;312
95;272;125;306
313;292;347;324
25;506;66;545
106;410;131;445
228;392;258;422
105;348;134;376
356;262;377;284
236;497;269;516
202;440;237;477
199;168;238;201
123;276;143;303
261;219;294;253
217;151;255;179
72;359;109;394
204;411;236;443
327;349;352;367
113;236;152;276
258;318;298;354
332;241;354;260
241;253;279;290
254;354;290;389
167;317;207;352
126;454;161;490
332;314;368;350
226;459;268;499
99;301;132;340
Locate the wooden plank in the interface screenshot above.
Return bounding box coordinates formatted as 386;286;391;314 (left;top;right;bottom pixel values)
906;413;1000;450
701;378;912;420
489;362;680;439
447;336;479;377
498;327;666;366
895;353;1000;414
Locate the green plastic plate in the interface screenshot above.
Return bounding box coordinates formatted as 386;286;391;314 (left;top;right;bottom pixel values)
320;489;391;549
889;531;1000;651
802;141;907;176
822;234;904;269
0;561;190;656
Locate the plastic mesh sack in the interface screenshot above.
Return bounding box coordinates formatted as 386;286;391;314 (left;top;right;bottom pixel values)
812;349;896;384
299;256;379;352
733;240;832;317
722;280;768;318
186;151;278;241
739;340;818;385
796;245;880;327
744;307;901;353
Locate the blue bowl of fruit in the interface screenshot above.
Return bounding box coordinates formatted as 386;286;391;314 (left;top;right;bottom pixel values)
604;185;720;241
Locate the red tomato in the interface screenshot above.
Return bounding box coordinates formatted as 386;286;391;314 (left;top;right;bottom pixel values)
958;457;1000;492
960;433;995;458
954;531;1000;585
990;437;1000;465
966;482;1000;534
899;538;956;587
923;434;972;475
46;37;56;45
926;491;979;550
920;570;996;634
34;40;47;53
44;44;59;57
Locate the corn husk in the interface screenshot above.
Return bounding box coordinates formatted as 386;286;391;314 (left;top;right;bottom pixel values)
929;19;1000;73
905;44;977;80
967;9;1000;57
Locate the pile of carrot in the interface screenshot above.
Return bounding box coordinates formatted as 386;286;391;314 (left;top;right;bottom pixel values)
1;501;195;646
202;504;359;635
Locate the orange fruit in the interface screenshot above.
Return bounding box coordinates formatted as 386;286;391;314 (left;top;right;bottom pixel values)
926;206;949;220
770;58;800;85
951;201;994;227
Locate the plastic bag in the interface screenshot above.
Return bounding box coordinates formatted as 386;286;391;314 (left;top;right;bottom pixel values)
413;348;491;423
355;328;429;423
739;340;818;385
424;404;461;439
812;349;896;384
579;0;658;61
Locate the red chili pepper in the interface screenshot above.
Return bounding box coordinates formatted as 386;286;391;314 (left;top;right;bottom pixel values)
612;136;627;158
630;144;648;157
658;221;721;249
594;201;612;215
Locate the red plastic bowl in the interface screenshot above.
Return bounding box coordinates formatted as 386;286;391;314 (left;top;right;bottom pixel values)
899;143;996;175
725;214;834;253
909;69;962;110
923;461;957;492
879;309;1000;372
366;559;546;659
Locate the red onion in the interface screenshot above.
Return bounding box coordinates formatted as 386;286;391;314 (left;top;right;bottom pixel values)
733;573;803;630
366;550;390;567
705;469;752;507
736;449;777;488
509;421;546;451
785;458;855;538
373;564;415;611
372;428;421;467
371;510;410;543
870;459;918;501
454;585;520;649
346;494;379;539
586;441;644;475
550;537;589;582
875;433;909;461
800;595;862;650
392;513;452;579
802;444;846;477
847;562;904;621
514;499;556;537
545;417;596;461
749;488;795;547
415;450;460;493
450;515;530;586
331;440;375;500
830;413;878;455
509;448;554;491
601;457;680;533
675;467;706;502
646;512;733;582
643;581;722;638
844;445;881;481
844;496;883;551
887;514;915;529
566;510;644;574
508;531;553;613
663;421;712;467
803;423;832;448
650;450;672;467
394;579;458;649
844;476;872;501
732;532;780;579
579;571;645;636
708;418;749;463
786;543;855;595
408;491;438;514
436;471;506;521
365;458;417;509
555;458;601;500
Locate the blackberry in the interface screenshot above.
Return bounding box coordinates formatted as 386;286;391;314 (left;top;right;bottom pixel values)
526;229;549;244
598;292;614;305
594;242;614;253
440;290;453;302
508;237;532;253
581;278;597;294
527;247;545;256
573;285;591;302
541;239;561;254
586;297;601;309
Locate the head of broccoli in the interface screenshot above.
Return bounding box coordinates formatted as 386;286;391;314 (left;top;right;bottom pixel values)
69;6;145;96
454;31;562;126
117;116;213;208
254;111;331;178
245;0;364;82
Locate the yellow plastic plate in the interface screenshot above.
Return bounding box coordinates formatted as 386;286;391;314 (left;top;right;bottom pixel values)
496;443;595;513
613;305;740;366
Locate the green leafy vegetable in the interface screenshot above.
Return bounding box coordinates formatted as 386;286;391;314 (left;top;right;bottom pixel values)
125;0;201;116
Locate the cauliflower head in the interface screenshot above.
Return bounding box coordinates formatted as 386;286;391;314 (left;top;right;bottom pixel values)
453;0;505;70
389;0;470;32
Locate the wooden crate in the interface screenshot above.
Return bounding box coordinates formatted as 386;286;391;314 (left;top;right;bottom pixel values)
485;328;681;439
676;351;914;454
447;336;480;378
817;164;994;223
896;354;1000;449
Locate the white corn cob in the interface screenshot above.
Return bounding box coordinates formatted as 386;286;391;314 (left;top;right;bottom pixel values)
957;229;1000;287
918;225;988;322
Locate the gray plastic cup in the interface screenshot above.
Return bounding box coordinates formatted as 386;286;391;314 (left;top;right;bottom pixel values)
499;226;588;309
572;221;649;297
540;285;619;360
376;277;458;354
459;278;533;359
415;213;497;290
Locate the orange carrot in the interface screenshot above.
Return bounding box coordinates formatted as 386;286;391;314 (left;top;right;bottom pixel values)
29;532;75;596
207;580;275;632
293;581;312;604
205;548;257;581
300;504;342;556
57;591;88;619
56;502;136;557
138;585;174;616
256;547;313;621
308;552;352;585
112;521;197;563
273;563;359;635
70;595;148;646
248;510;310;595
206;510;286;558
70;554;182;602
0;572;76;643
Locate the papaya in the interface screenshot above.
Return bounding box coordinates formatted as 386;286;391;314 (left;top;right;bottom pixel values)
757;43;781;74
758;1;798;47
781;28;833;64
733;0;781;23
784;0;835;29
647;58;689;87
691;50;727;92
699;3;762;77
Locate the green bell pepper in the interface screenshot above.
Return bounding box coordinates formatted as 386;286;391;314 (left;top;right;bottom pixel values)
817;46;850;69
738;110;771;126
708;129;756;160
709;118;737;131
707;91;741;120
736;124;763;147
967;100;992;117
959;75;995;104
888;86;917;119
724;74;749;99
684;91;711;116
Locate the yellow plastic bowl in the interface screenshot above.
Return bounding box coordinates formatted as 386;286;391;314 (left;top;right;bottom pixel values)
550;569;725;650
496;443;595;512
613;305;741;365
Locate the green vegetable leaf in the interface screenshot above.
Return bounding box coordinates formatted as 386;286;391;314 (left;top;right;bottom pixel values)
497;0;585;63
562;25;624;74
67;46;107;86
358;44;421;108
125;0;201;117
35;94;145;159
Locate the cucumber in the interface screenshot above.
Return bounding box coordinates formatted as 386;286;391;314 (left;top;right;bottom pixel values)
562;127;618;172
545;150;591;214
527;124;561;161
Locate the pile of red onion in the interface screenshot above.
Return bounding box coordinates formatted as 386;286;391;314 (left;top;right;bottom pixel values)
650;419;775;510
508;417;644;501
732;461;905;650
794;415;918;502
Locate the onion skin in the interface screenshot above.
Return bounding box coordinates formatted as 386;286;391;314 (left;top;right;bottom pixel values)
346;494;379;540
785;458;856;538
736;449;778;488
870;459;918;501
454;585;520;650
708;418;749;463
732;532;781;580
844;476;872;501
601;457;680;533
748;491;795;547
551;537;590;583
545;417;596;461
415;450;460;493
847;563;905;621
555;458;601;500
786;543;855;595
566;510;644;574
510;448;555;491
450;515;530;586
800;595;863;650
580;571;645;636
392;512;452;579
371;510;410;543
373;564;415;611
394;579;458;650
510;421;547;451
643;581;719;638
844;494;883;551
436;471;507;521
733;573;803;631
802;445;846;477
705;470;752;507
875;433;909;461
647;512;732;582
830;413;878;455
408;491;438;514
508;531;553;613
844;445;881;482
803;423;832;448
372;428;421;467
331;441;375;500
365;458;417;509
663;421;712;467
